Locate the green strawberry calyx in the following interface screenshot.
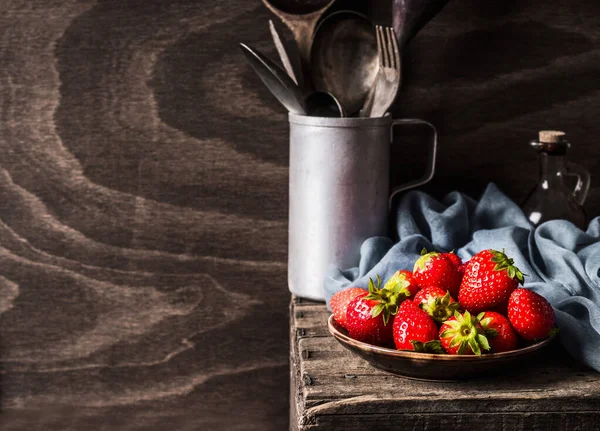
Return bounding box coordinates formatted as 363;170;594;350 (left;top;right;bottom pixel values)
383;271;413;296
440;311;491;356
365;275;410;325
420;291;461;323
414;251;440;272
479;315;499;338
490;249;526;285
410;340;445;354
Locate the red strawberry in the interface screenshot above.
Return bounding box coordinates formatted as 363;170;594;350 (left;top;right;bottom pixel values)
444;252;462;269
384;269;420;298
445;252;466;280
413;250;462;298
346;276;405;346
507;288;556;341
479;311;518;353
414;286;460;323
458;249;524;314
439;311;491;355
414;285;453;305
346;292;393;345
393;300;442;353
330;287;367;329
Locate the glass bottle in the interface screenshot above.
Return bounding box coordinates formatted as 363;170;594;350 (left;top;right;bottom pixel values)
521;130;591;230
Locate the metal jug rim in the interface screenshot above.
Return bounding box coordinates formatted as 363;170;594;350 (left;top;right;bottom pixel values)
289;113;392;128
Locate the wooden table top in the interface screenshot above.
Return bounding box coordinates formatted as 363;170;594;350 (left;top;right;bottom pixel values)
290;297;600;430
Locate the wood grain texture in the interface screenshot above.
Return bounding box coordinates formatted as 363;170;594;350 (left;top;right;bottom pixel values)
0;1;290;429
291;298;600;431
0;0;599;430
388;0;600;214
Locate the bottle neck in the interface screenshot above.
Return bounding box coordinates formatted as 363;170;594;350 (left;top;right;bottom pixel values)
539;152;566;186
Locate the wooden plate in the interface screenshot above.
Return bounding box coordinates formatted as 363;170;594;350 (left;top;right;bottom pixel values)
327;315;556;381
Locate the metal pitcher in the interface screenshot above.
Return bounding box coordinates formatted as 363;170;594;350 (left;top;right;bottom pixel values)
288;114;437;301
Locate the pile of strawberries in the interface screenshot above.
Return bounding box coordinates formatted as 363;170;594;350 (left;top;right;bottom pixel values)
330;249;557;355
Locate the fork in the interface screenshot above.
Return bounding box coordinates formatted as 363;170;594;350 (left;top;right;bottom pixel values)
359;26;402;118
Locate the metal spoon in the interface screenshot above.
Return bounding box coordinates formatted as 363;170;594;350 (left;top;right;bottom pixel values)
240;43;344;117
267;20;343;117
305;91;345;117
310;11;378;116
239;43;307;115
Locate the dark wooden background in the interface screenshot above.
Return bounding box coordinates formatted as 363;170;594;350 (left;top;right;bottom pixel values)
0;1;598;430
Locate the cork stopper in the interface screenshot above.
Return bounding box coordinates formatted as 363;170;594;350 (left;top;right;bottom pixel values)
539;130;566;144
532;130;570;154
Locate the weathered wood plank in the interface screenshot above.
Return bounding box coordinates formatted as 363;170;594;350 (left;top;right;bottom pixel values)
306;412;600;431
290;297;303;431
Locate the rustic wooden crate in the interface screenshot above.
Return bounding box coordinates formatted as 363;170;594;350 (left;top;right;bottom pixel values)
290;297;600;430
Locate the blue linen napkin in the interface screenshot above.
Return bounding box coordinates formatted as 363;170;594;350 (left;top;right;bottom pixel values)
324;183;600;372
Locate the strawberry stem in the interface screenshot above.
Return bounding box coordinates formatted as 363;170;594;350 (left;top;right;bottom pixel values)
365;275;409;325
414;251;440;271
420;291;460;323
440;311;491;356
410;340;445;354
489;249;527;285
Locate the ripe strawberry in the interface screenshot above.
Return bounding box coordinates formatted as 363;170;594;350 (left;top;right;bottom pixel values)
479;311;518;353
445;252;466;280
346;276;406;346
458;249;525;314
393;300;442;353
507;288;556;341
439;311;491;355
330;287;367;329
413;250;462;298
444;252;462;269
414;285;453;305
384;269;420;298
414;286;460;323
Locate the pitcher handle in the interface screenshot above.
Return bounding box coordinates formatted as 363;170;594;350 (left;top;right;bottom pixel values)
388;119;438;208
566;161;591;206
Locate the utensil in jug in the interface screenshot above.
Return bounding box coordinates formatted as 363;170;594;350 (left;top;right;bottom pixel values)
268;19;304;87
239;42;307;115
392;0;451;50
261;0;336;70
360;26;402;118
241;43;344;117
305;91;346;117
310;11;379;116
521;130;591;230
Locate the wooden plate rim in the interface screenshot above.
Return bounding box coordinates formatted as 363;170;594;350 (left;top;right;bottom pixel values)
327;314;556;362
